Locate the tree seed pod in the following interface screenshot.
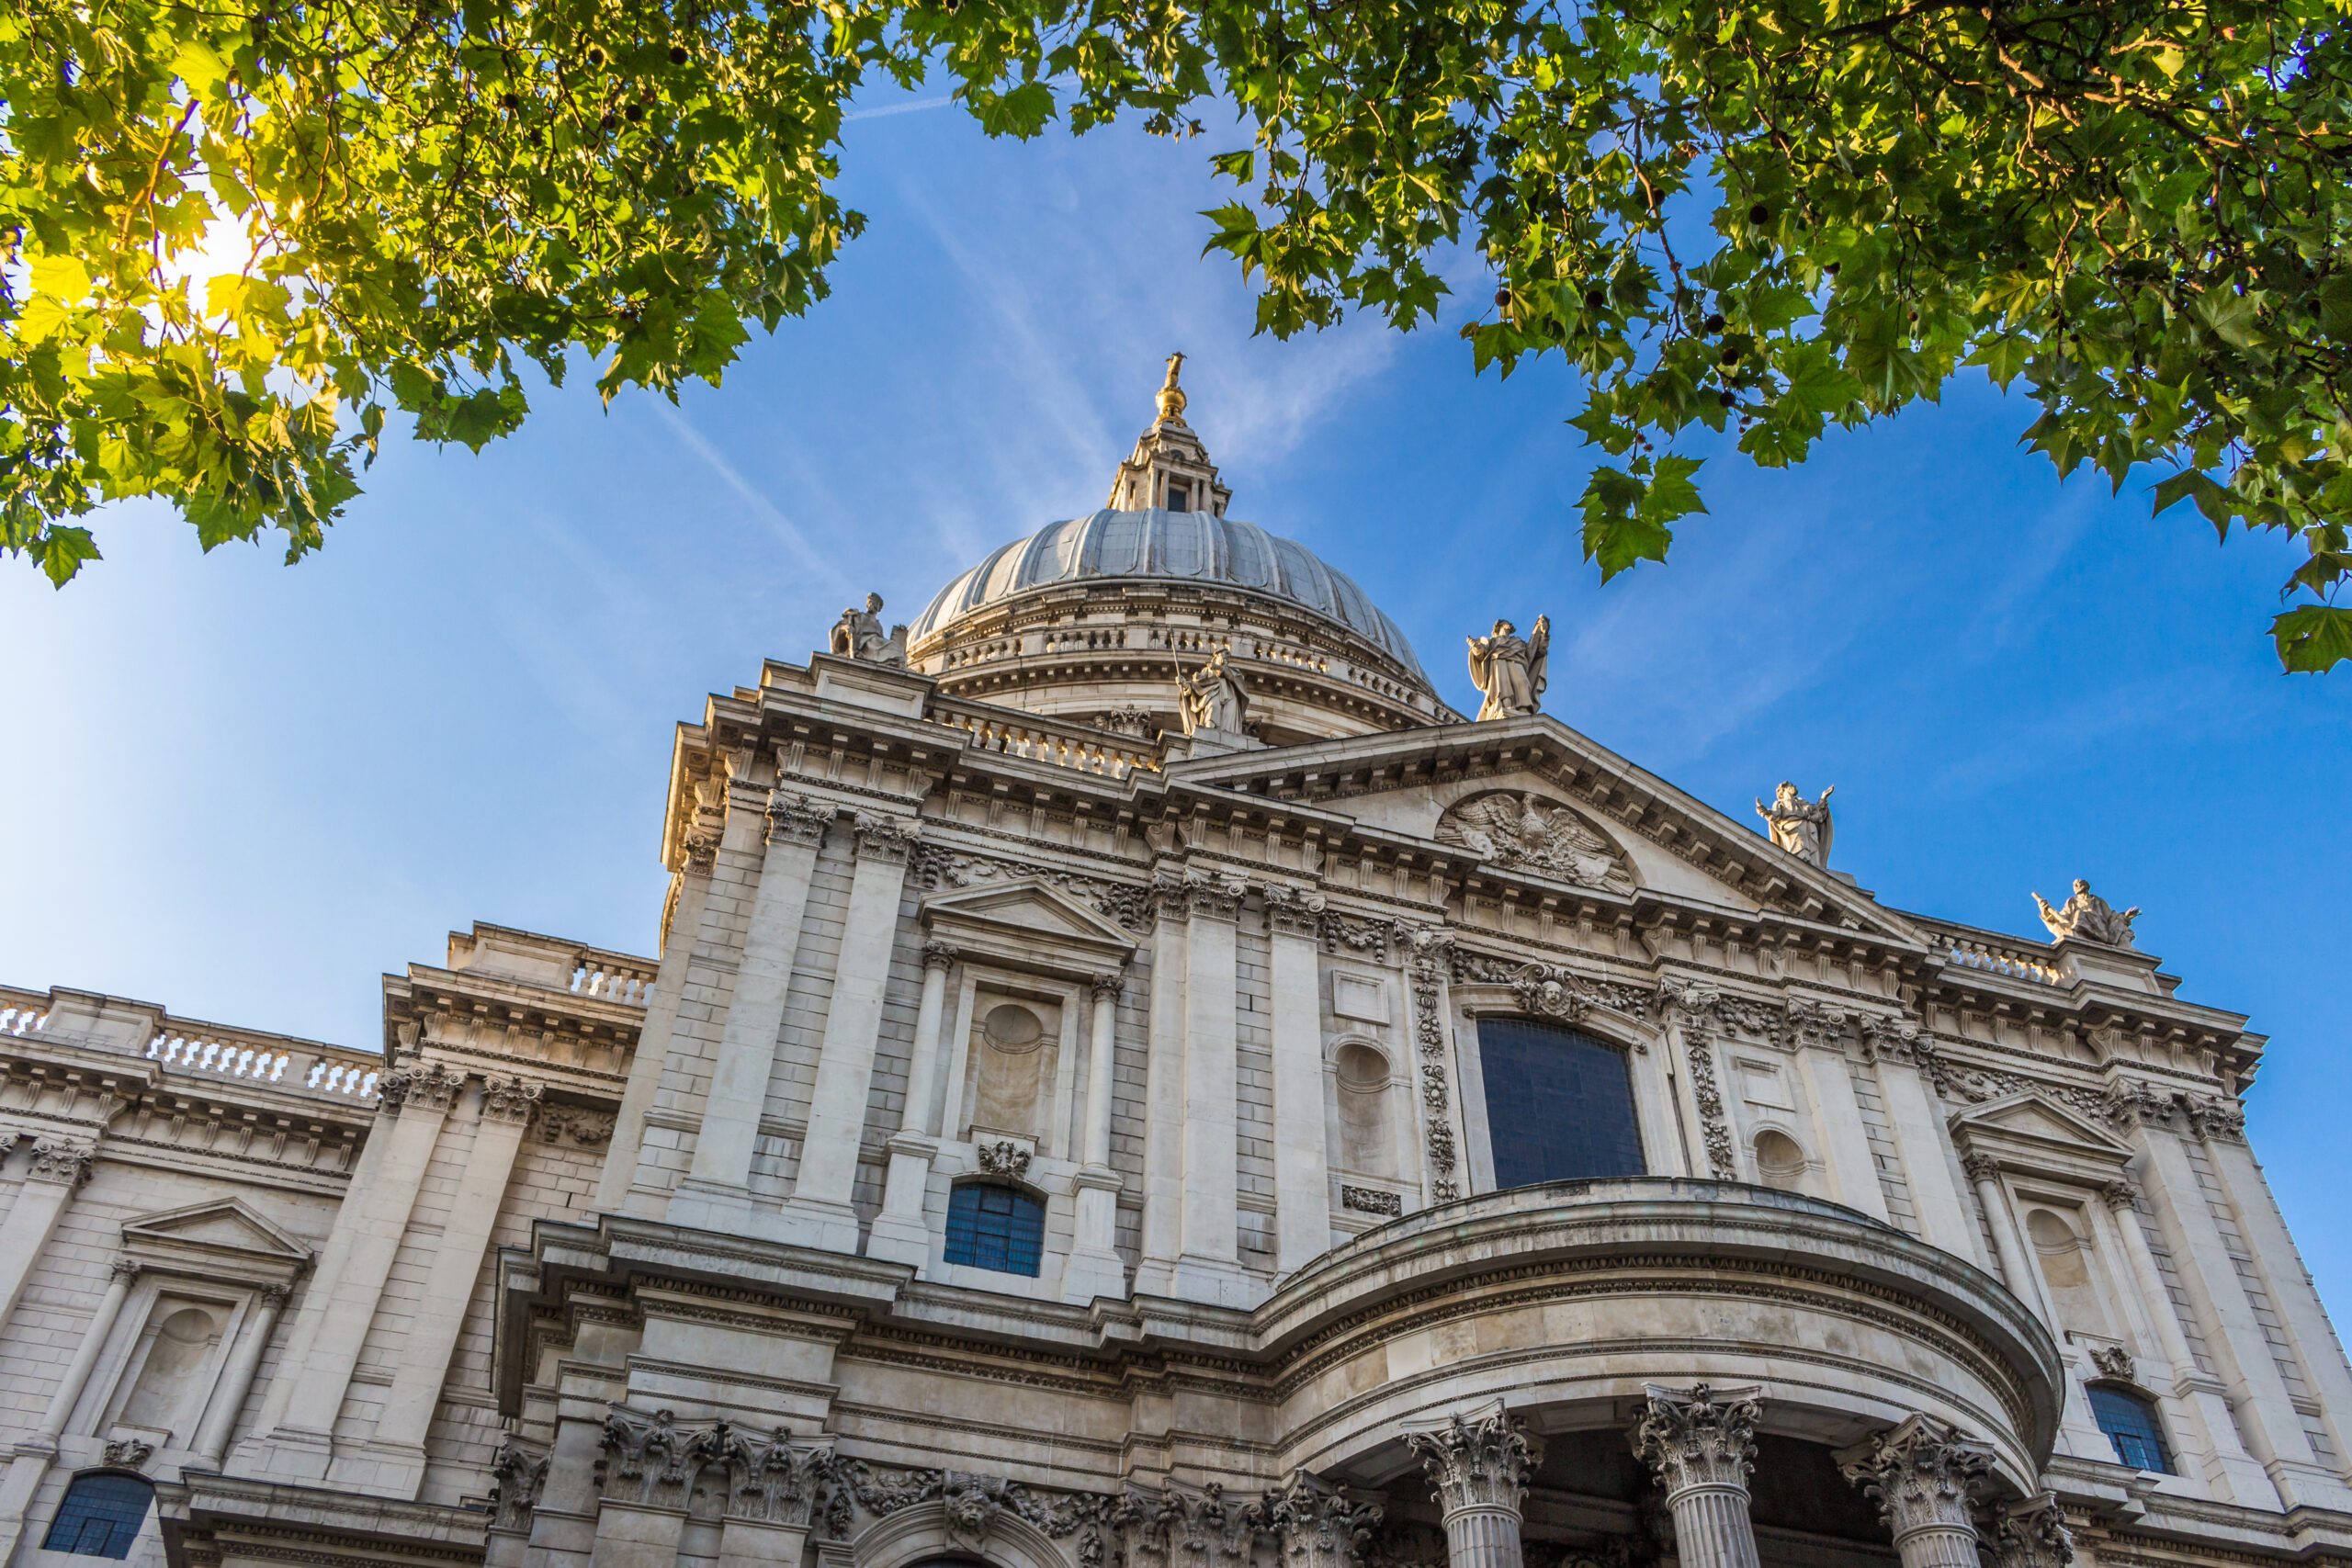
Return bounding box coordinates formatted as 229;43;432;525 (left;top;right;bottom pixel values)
1703;313;1724;333
587;46;605;65
1748;202;1770;224
625;102;643;121
1717;390;1736;407
1584;288;1605;310
1719;344;1740;365
669;44;689;63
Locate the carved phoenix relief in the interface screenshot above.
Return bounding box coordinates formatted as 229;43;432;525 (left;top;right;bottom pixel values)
1435;791;1633;891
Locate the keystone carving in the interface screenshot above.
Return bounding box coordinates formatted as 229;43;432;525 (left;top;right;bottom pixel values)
1630;1383;1760;1498
101;1438;154;1471
2088;1344;2137;1381
977;1140;1033;1179
1835;1415;1994;1548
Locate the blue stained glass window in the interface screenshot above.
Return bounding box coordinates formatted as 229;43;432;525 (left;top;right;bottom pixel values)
1477;1018;1645;1190
2088;1385;2175;1473
42;1473;153;1559
944;1181;1045;1276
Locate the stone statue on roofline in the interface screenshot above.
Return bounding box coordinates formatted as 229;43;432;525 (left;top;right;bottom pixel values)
1466;614;1549;720
1175;647;1248;736
831;591;908;668
2033;878;2140;948
1756;781;1835;867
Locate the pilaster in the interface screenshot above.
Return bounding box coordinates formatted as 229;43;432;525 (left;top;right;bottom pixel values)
1171;870;1251;1304
666;790;831;1232
353;1073;546;1494
0;1138;96;1328
779;811;920;1251
1064;971;1130;1304
1264;884;1331;1276
868;942;960;1270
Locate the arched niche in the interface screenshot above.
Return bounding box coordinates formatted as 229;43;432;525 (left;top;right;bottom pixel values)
852;1499;1077;1568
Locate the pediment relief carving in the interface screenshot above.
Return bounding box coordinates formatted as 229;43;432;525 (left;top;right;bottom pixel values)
1948;1090;2137;1173
119;1197;314;1279
1435;790;1633;892
922;877;1136;980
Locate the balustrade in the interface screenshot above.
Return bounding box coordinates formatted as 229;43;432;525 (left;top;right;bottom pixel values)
933;703;1160;779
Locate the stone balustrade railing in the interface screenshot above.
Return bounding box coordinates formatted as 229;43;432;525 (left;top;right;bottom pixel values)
1924;930;2066;986
146;1028;383;1101
569;953;656;1006
0;988;51;1037
932;702;1161;780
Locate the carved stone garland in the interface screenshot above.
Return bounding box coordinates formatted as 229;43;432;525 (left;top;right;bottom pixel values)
1664;987;1737;1180
1449;952;1652;1034
1407;931;1461;1202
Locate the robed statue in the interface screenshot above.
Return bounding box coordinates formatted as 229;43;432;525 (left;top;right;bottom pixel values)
1756;781;1835;867
1176;647;1248;736
831;592;908;667
2033;879;2140;948
1466;615;1550;720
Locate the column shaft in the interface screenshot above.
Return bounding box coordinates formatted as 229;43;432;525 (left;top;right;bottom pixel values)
34;1258;138;1439
1438;1506;1522;1568
868;946;958;1269
191;1286;288;1465
1132;909;1189;1294
1966;1159;2054;1325
1178;903;1239;1275
1081;976;1119;1168
1665;1488;1763;1568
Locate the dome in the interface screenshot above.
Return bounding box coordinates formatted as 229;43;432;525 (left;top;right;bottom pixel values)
909;509;1431;683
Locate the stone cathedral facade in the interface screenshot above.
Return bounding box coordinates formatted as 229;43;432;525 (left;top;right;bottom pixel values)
2;379;2349;1568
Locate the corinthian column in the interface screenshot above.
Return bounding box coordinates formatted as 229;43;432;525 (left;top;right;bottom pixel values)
1403;1401;1540;1568
1628;1383;1763;1568
1834;1415;1994;1568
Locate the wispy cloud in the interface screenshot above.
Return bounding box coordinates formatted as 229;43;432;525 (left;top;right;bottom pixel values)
649;400;854;599
846;95;958;122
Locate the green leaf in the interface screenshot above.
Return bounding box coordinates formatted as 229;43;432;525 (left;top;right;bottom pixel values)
1578;465;1674;581
2272;604;2352;673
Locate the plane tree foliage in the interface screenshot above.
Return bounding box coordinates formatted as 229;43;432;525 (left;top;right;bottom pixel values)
6;0;2350;669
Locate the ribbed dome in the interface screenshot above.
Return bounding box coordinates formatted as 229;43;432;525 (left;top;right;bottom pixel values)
908;509;1430;682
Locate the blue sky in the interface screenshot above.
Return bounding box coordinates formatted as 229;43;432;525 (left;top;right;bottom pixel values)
6;95;2347;1315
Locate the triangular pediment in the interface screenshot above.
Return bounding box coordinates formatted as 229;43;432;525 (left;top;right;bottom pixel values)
1167;714;1912;940
120;1197;313;1266
922;879;1136;947
1950;1091;2136;1158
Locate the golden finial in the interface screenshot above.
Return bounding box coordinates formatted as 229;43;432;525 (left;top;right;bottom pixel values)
1156;352;1188;423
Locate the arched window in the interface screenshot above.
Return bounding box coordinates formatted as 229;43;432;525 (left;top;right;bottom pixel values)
1476;1018;1645;1189
944;1181;1045;1277
2087;1384;2175;1474
42;1472;154;1559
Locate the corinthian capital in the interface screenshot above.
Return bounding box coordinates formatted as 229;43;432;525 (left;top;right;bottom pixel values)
766;792;833;849
27;1138;97;1187
1262;1472;1382;1568
481;1074;545;1124
1629;1383;1761;1497
1834;1415;1994;1545
1989;1492;2076;1568
851;812;921;863
1402;1402;1539;1517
